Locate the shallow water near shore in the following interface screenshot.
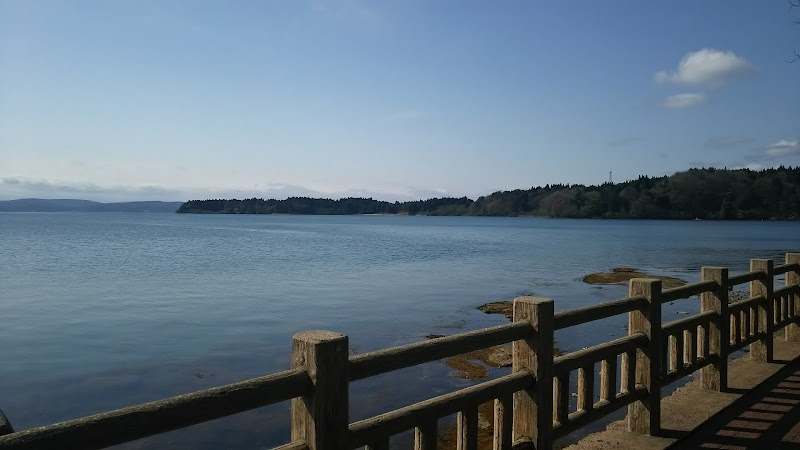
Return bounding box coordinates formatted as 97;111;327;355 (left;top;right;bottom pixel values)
0;213;795;448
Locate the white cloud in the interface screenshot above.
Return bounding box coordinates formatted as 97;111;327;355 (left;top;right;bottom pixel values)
765;139;800;157
654;49;755;87
662;93;707;109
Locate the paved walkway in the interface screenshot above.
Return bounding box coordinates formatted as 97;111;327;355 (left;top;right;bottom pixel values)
565;337;800;450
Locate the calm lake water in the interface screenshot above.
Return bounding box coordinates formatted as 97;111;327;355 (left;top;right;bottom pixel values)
0;213;796;448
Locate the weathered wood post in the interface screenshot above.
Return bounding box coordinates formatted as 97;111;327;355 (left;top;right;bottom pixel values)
750;259;774;362
627;279;662;435
0;409;13;436
513;296;554;450
700;267;728;391
290;330;349;450
787;253;800;342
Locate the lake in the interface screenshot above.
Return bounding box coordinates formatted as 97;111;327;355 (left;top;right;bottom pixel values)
0;213;795;448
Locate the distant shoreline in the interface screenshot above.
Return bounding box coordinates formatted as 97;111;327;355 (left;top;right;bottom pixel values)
0;199;183;213
174;167;800;220
175;211;797;221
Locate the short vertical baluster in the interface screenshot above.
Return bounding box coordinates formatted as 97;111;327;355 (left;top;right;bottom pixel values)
751;259;774;362
493;395;512;450
743;306;750;340
457;406;478;450
600;357;617;403
554;375;569;426
578;365;594;412
414;422;437;450
788;253;800;342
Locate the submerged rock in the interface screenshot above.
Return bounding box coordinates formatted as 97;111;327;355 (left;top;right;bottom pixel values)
443;346;513;380
583;267;686;289
477;301;513;319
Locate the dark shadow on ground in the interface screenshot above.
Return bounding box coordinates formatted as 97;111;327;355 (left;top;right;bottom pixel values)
667;356;800;449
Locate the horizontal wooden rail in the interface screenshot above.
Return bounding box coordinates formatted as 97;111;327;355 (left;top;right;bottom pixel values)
728;270;766;287
273;441;308;450
553;296;646;330
776;315;796;330
774;262;800;275
728;295;766;315
660;280;717;303
552;387;647;439
661;354;718;386
662;310;718;335
730;332;765;352
0;368;310;450
349;321;533;381
774;284;800;298
553;333;647;377
347;371;534;448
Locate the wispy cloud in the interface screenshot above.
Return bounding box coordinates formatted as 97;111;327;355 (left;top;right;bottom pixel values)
0;177;453;203
765;139;800;157
704;135;754;149
654;49;756;87
662;92;707;109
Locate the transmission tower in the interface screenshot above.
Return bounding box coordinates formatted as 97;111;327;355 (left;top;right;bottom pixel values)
608;171;613;184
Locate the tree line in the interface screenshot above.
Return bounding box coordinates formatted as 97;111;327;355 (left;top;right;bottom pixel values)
177;167;800;219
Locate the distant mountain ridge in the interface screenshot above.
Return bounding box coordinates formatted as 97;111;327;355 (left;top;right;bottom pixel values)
0;199;183;213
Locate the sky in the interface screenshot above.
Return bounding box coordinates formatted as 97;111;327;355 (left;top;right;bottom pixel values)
1;1;799;202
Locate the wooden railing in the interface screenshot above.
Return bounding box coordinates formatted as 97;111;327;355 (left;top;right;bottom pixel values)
0;253;799;450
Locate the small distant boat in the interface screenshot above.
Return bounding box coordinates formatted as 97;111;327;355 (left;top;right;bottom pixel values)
694;217;702;221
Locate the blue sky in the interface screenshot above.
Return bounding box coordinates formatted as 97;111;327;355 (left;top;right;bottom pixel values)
1;1;799;202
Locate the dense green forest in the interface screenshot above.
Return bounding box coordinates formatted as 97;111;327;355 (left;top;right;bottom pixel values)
177;167;800;219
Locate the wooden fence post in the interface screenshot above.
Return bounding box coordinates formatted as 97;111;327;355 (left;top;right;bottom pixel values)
290;330;349;450
627;279;662;436
513;296;554;450
750;259;774;362
787;253;800;342
700;267;728;391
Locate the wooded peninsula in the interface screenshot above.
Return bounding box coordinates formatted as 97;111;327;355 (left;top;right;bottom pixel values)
177;167;800;219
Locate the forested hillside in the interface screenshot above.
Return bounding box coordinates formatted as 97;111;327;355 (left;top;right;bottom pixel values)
177;167;800;219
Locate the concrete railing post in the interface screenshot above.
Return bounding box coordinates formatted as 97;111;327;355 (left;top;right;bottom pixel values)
750;259;774;362
290;330;349;450
786;253;800;342
627;279;662;436
512;296;554;450
700;267;728;391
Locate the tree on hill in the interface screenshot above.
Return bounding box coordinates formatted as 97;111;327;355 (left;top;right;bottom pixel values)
176;167;800;220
